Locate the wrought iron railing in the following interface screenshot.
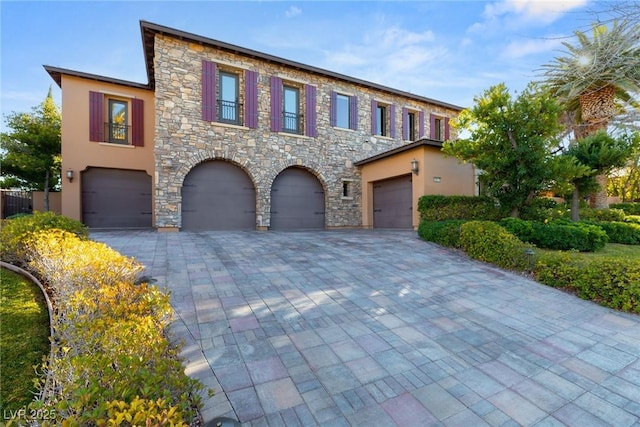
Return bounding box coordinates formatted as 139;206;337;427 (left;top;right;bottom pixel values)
104;123;130;144
283;112;301;134
218;99;240;125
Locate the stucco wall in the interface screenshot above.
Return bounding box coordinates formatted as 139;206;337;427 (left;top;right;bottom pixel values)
153;35;460;229
360;146;476;228
59;75;155;222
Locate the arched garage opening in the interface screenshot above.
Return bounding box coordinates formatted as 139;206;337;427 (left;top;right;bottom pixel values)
270;167;325;230
182;160;256;230
81;167;152;228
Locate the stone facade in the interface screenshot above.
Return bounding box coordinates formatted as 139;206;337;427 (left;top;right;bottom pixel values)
153;34;459;229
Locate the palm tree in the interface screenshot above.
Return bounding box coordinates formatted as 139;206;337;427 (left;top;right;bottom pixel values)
542;20;640;208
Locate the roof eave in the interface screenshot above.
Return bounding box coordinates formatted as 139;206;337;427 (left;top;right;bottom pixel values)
43;65;152;90
353;139;445;166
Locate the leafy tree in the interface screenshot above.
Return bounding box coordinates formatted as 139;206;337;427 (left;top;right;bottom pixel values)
442;83;564;218
1;87;61;210
542;20;640;208
563;131;639;220
609;147;640;202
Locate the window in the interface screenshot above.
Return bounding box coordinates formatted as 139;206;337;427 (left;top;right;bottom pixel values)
283;85;300;134
219;71;240;124
108;99;128;144
331;92;357;130
270;76;317;137
336;94;350;128
341;178;354;200
371;100;396;138
89;91;144;146
201;60;258;128
376;104;387;136
430;113;450;141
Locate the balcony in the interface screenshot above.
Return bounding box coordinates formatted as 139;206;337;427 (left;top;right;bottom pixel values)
283;112;301;134
218;99;241;125
104;123;130;145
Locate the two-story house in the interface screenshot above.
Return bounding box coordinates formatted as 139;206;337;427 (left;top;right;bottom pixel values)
45;20;475;231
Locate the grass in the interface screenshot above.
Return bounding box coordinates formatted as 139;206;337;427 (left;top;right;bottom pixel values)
0;268;50;413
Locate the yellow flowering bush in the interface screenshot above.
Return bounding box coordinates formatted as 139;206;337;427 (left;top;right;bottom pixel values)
6;221;208;425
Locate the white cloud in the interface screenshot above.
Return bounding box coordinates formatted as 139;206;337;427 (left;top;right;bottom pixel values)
502;36;564;58
470;0;588;32
285;6;301;18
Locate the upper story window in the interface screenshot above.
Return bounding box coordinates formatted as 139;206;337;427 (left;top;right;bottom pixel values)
270;76;317;137
330;91;358;130
219;71;240;125
430;113;450;141
371;100;395;138
201;60;258;129
108;99;128;144
89;91;144;146
403;108;425;141
283;85;300;134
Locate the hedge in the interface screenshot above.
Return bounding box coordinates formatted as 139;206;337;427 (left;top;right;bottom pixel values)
458;221;535;271
586;221;640;245
499;218;609;252
1;214;205;424
417;195;503;221
610;202;640;215
535;252;640;313
417;220;467;248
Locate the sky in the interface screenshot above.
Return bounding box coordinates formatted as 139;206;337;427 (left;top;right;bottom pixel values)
0;0;617;131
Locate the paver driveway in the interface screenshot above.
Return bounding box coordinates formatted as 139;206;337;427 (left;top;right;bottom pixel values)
93;229;640;426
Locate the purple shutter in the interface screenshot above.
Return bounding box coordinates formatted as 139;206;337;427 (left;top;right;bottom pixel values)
402;107;408;140
330;91;337;127
430;113;436;139
305;84;317;137
371;99;378;134
389;104;396;139
89;91;103;142
419;111;425;138
444;117;450;140
244;70;258;129
131;98;144;147
202;60;216;122
349;95;358;130
270;76;282;132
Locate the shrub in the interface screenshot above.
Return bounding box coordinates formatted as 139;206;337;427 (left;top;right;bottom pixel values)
24;229;144;307
22;229;205;424
500;219;608;252
0;212;88;264
624;215;640;224
535;253;640;313
519;198;560;221
579;208;627;222
417;220;466;248
611;202;640;215
586;221;640;245
459;221;535;271
418;195;502;221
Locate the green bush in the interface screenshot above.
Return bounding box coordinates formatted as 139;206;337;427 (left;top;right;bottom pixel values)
0;211;88;264
519;198;560;221
579;208;627;222
535;253;640;313
417;220;466;248
587;221;640;245
624;215;640;224
459;221;535;271
611;202;640;215
418;195;502;221
500;218;608;252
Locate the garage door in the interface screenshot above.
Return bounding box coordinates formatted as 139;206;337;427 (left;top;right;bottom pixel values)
373;174;413;229
270;167;325;230
182;160;255;230
82;168;152;228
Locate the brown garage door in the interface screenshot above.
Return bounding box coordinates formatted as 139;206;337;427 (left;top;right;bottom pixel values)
270;167;325;230
82;167;152;228
373;174;413;229
182;160;256;230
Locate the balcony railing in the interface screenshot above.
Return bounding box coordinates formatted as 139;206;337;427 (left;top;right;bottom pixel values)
283;112;301;134
104;123;130;144
218;99;240;125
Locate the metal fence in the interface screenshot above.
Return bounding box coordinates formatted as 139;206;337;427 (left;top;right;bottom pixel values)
1;190;33;218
